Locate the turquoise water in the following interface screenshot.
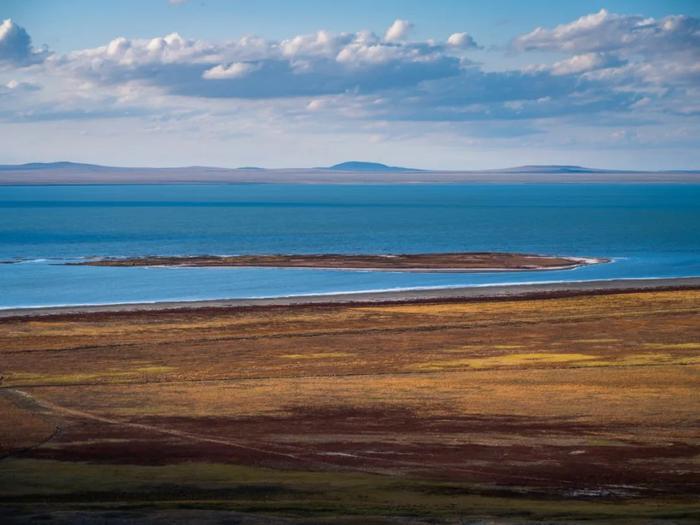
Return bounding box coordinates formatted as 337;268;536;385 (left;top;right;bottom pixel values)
1;184;699;308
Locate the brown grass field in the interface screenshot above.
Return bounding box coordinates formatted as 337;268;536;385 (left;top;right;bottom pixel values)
1;288;699;523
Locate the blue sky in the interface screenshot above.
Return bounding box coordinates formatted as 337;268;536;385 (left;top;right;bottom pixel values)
0;1;699;169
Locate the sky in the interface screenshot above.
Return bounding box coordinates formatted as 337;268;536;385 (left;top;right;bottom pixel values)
0;0;699;170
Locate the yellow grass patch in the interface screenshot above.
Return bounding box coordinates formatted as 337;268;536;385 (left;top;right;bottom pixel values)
411;352;598;371
571;338;620;343
4;364;176;386
280;352;353;359
641;342;700;350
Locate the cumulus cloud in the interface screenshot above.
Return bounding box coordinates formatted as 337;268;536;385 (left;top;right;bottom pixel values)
513;9;700;55
447;32;478;49
0;78;41;99
203;61;261;79
281;30;354;58
384;19;413;42
54;27;465;99
0;19;48;66
513;9;700;85
0;10;698;168
0;10;697;133
511;7;700;121
548;52;623;76
4;79;40;91
306;99;324;111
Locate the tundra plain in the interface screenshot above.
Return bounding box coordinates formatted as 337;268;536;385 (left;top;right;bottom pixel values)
1;288;699;523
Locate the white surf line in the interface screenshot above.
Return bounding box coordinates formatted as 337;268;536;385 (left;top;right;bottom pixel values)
2;276;699;314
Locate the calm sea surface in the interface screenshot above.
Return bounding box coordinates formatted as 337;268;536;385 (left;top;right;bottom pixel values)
1;183;699;308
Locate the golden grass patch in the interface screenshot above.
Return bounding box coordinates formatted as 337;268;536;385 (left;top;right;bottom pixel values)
280;352;353;359
411;352;598;371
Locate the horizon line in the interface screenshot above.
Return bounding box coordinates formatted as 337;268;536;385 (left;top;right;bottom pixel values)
2;160;700;173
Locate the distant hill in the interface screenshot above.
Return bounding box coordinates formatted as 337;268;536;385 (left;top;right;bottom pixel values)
0;161;106;171
325;161;422;172
0;160;697;184
496;165;611;174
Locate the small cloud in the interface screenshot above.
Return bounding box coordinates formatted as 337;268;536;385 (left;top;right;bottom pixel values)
202;62;261;79
610;129;637;142
384;19;413;42
4;79;40;91
630;97;652;109
503;100;525;111
447;32;478;49
550;52;621;75
168;0;189;5
306;99;324;111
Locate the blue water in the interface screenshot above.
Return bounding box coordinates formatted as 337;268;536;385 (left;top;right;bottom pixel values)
1;184;699;308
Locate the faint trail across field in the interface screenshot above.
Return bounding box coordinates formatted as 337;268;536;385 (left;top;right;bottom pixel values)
4;388;577;484
0;389;62;461
7;389;301;461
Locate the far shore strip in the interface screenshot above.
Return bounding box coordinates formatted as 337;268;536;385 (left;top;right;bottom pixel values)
69;252;606;272
2;277;699;318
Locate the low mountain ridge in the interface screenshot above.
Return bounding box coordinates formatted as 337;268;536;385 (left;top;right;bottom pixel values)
325;161;422;172
0;160;697;184
496;165;608;173
0;161;106;171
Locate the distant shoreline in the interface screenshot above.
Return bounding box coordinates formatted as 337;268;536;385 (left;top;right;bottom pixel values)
2;277;699;318
1;165;699;185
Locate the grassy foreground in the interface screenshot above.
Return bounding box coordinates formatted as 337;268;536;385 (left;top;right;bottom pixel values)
1;289;699;523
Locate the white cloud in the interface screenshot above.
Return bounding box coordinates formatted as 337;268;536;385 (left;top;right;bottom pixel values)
513;8;700;59
306;99;324;111
0;9;697;146
513;9;700;95
48;26;460;99
0;19;48;66
280;30;354;58
384;19;413;42
550;52;619;75
4;79;39;90
203;61;261;79
0;11;697;169
336;41;404;64
447;32;478;49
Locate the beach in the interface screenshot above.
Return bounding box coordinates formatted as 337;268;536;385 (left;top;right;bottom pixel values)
2;276;699;318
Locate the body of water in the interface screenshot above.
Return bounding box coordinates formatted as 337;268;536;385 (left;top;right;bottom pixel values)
1;183;699;308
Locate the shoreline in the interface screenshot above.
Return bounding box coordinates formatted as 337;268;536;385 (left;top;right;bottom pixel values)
2;169;700;185
2;276;699;318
